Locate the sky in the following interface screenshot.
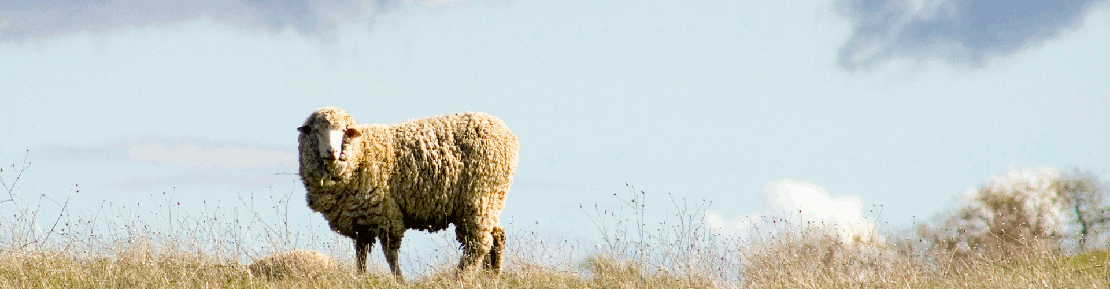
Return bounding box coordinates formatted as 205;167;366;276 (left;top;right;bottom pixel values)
2;0;1109;266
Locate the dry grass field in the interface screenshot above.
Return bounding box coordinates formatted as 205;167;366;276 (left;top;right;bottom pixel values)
2;226;1106;289
2;159;1108;288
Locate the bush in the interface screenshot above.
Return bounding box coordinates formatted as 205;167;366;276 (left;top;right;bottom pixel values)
919;168;1110;258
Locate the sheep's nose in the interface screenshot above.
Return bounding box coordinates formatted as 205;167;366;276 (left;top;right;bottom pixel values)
325;149;339;160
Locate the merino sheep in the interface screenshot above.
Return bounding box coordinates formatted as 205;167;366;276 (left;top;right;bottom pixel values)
248;249;336;280
297;106;518;278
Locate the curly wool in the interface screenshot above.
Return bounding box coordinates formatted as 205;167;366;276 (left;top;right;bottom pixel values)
248;250;335;280
297;106;518;275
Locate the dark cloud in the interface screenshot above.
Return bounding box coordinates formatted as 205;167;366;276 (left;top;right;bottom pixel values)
0;0;405;41
837;0;1107;70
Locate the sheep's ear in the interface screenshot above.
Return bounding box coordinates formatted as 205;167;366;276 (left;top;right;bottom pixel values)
345;128;361;138
297;126;311;134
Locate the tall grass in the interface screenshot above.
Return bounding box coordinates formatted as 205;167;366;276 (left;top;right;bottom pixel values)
742;230;1109;288
1;154;1108;288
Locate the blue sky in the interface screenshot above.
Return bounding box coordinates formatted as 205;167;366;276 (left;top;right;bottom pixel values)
2;0;1109;260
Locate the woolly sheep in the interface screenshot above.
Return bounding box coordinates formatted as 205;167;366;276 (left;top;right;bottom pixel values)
297;106;518;278
248;249;336;280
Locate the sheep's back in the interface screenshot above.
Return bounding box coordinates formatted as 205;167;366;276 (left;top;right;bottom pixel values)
389;112;519;231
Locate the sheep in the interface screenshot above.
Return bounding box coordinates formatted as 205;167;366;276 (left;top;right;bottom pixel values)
297;106;518;278
248;249;336;280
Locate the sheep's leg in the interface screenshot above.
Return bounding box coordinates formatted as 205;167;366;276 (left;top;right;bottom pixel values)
455;224;494;275
354;235;376;274
482;226;505;274
382;233;404;279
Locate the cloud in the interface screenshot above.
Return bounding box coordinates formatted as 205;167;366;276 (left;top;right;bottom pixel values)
111;169;295;189
979;166;1060;193
705;179;882;243
28;139;299;191
0;0;456;41
0;0;251;41
836;0;1108;70
129;144;296;168
37;138;296;168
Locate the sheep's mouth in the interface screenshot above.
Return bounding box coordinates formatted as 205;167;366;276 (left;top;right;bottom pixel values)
322;155;348;162
322;159;348;176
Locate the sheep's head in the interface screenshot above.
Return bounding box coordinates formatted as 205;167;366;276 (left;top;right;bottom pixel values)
298;106;362;179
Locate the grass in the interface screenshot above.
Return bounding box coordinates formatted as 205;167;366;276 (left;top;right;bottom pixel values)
2;241;1106;289
2;156;1109;288
740;228;1110;289
0;250;717;289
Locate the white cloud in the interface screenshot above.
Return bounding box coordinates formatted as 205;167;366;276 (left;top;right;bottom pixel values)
706;179;882;244
979;166;1061;194
129;144;296;168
